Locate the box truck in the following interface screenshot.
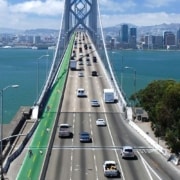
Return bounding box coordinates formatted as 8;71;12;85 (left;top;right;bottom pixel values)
103;89;117;103
70;60;77;70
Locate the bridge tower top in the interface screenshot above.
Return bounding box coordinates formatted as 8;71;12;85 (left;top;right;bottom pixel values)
63;0;98;45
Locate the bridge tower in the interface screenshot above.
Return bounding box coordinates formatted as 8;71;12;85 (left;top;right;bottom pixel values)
63;0;98;45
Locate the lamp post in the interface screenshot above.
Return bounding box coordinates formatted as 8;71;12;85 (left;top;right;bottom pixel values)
124;66;136;107
37;54;49;101
0;84;19;179
121;56;124;91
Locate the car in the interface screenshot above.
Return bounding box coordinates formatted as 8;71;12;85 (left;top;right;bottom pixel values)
86;61;91;66
91;99;100;107
77;88;86;97
122;146;135;159
58;124;71;138
78;72;84;77
79;132;91;142
79;62;84;65
93;56;97;62
92;71;98;76
96;119;106;126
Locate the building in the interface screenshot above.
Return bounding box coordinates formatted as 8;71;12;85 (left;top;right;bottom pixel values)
129;27;137;49
120;24;128;43
163;31;175;48
152;35;163;49
177;28;180;48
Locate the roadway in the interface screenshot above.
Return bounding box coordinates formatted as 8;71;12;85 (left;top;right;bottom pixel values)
44;32;180;180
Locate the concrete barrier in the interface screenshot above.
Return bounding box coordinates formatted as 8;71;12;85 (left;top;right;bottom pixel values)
128;120;169;157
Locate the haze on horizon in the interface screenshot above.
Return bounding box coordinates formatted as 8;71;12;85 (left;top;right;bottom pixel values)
0;0;180;30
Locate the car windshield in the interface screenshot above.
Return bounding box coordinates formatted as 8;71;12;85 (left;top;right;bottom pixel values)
81;133;89;136
125;149;133;152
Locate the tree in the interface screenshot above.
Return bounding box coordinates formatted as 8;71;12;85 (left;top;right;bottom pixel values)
133;79;180;153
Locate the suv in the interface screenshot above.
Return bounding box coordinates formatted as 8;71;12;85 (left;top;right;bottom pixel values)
77;88;86;97
122;146;135;159
59;124;71;138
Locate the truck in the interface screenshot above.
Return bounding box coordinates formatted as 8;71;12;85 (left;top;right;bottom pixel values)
103;161;119;177
70;60;77;70
103;89;117;103
58;124;71;138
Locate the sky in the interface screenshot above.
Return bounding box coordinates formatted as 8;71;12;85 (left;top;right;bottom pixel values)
0;0;180;30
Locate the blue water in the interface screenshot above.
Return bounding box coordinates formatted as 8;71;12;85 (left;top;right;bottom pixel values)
0;48;54;123
108;50;180;99
0;48;180;123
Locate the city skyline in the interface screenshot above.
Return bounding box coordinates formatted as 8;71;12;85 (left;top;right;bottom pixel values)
0;0;180;29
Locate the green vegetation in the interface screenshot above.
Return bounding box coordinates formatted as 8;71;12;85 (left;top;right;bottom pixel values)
131;80;180;154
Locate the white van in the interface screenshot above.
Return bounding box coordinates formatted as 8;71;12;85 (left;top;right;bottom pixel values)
77;88;86;97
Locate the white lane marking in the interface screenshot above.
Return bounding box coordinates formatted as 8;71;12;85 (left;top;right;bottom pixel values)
70;113;76;180
89;113;99;180
137;151;162;180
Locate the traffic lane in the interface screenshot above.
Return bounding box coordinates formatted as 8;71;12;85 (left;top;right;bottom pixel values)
91;61;121;113
71;149;97;180
95;149;122;179
45;113;74;179
87;78;104;113
61;71;78;112
90;112;114;147
61;69;89;113
54;112;74;147
45;148;72;180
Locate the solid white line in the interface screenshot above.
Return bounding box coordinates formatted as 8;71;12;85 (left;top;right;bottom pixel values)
70;113;76;180
137;151;162;180
89;113;99;180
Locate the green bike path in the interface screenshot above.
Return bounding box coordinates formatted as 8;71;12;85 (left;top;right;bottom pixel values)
16;34;75;180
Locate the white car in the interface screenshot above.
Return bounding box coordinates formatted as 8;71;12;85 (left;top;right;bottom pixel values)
77;88;86;97
96;119;106;126
122;146;135;159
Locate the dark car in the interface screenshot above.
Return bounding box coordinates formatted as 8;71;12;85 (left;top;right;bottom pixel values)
92;71;98;76
79;132;91;142
91;99;100;107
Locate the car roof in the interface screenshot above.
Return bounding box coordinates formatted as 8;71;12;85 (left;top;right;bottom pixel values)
123;146;133;150
97;119;104;121
80;132;89;135
59;123;70;127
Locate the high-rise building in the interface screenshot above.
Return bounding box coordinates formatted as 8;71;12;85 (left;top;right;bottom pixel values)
164;31;175;46
129;27;137;48
120;24;128;43
152;35;163;49
177;28;180;48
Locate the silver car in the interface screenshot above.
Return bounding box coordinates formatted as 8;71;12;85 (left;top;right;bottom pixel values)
122;146;135;159
96;119;106;126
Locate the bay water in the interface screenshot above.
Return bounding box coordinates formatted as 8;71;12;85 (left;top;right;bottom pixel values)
0;48;180;123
